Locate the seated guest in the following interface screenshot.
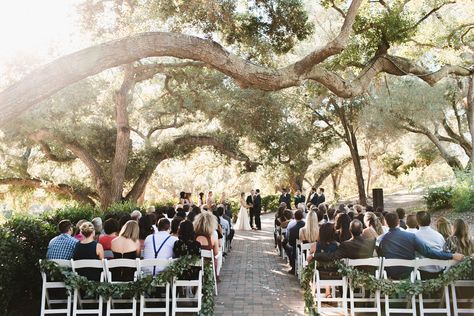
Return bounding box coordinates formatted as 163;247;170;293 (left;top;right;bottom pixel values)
130;210;142;221
308;220;375;262
378;212;463;279
280;210;293;229
73;222;104;281
362;212;384;240
194;212;220;279
166;207;176;220
119;214;132;230
414;211;446;278
436;217;452;240
91;217;103;239
316;204;326;225
216;205;230;238
174;220;202;280
143;218;178;274
74;219;87;241
139;215;155;253
444;219;474;256
110;220;141;281
284;210;305;274
335;213;351;243
47;220;78;260
171;216;184;238
98;218;119;258
146;212;158;233
406;214;418;233
299;210;319;243
396;208;407;230
326;207;336;224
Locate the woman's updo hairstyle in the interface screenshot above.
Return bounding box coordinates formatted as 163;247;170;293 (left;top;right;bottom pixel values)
80;221;95;238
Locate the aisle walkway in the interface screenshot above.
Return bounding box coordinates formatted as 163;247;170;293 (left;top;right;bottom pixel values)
214;213;305;316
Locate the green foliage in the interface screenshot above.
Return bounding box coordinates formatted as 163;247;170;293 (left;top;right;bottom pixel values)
0;227;26;314
424;172;474;212
104;201;143;219
2;215;56;312
301;260;318;315
41;205;99;226
382;153;404;177
424;186;453;210
261;194;280;212
451;172;474;213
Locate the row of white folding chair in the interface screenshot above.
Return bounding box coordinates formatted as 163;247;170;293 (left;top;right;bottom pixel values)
312;257;468;316
295;241;315;280
41;258;203;316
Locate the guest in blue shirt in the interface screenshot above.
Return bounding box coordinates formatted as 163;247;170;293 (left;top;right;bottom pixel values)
47;220;78;260
378;213;464;279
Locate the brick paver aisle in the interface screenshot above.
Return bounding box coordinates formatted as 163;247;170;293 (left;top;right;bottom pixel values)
214;213;305;316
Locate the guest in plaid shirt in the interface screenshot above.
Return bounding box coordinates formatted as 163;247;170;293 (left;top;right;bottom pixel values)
47;220;78;260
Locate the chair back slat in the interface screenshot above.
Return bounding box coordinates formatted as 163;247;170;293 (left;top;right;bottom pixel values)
105;258;139;269
382;258;418;268
415;258;455;269
300;242;315;251
347;257;381;268
138;258;170;269
200;249;214;259
71;259;104;270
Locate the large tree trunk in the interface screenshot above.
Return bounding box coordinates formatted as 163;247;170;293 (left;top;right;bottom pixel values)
348;140;367;206
424;130;464;171
110;71;134;203
466;75;474;174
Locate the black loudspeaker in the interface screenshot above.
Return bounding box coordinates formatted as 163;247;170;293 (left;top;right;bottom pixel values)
372;188;384;210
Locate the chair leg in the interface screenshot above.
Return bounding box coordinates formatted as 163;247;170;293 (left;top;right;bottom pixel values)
385;294;390;316
444;286;451;316
419;293;424;316
40;284;47;316
350;286;355;316
376;290;381;316
72;290;78;316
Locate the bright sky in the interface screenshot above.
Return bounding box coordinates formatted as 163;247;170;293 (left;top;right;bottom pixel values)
0;0;82;66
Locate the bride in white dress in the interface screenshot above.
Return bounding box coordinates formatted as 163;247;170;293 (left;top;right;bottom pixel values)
235;192;252;231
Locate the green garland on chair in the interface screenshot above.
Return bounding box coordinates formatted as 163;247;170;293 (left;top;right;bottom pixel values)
40;255;215;315
301;257;474;313
300;260;319;316
335;257;474;296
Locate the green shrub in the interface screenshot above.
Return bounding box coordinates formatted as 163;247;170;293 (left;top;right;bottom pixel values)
3;215;56;313
104;201;142;220
424;186;453;210
262;194;280;212
41;204;99;226
451;172;474;213
0;227;26;314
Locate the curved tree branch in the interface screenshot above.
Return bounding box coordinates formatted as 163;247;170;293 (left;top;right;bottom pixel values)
0;177;97;206
37;140;76;162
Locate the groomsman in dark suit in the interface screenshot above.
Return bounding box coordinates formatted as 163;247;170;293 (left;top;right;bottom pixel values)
317;188;325;206
307;187;319;206
253;189;262;230
278;188;292;209
294;190;305;208
246;190;255;228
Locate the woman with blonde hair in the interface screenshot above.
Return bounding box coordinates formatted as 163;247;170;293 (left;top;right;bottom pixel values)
73;221;104;281
299;210;319;243
436;216;452;240
194;212;220;278
362;212;384;240
111;220;141;259
444;219;474;256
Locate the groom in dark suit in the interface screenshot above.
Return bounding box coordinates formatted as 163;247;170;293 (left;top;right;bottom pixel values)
253;189;262;230
246;190;255;229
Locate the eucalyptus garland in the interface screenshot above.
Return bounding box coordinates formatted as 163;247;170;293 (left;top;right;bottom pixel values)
335;257;474;296
40;255;214;315
300;260;318;316
300;257;474;313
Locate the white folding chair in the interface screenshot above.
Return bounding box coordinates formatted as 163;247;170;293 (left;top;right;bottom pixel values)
297;242;314;280
281;228;288;261
201;249;218;295
171;257;203;316
312;260;348;316
138;259;171;316
451;279;474;315
71;259;105;316
295;239;302;277
40;259;72;316
415;258;454;316
104;258;139;316
382;258;417;316
347;257;382;316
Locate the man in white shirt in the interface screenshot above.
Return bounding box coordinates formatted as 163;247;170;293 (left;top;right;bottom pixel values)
143;218;178;274
414;211;446;277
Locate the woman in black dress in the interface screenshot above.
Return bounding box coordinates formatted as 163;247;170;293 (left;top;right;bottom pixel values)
110;220;141;281
73;221;104;281
173;220;201;279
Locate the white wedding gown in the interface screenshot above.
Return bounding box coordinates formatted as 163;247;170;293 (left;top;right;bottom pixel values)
235;201;252;231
